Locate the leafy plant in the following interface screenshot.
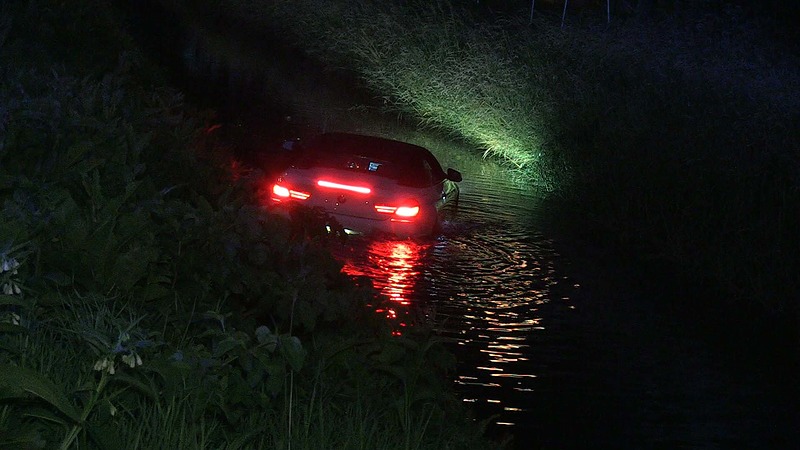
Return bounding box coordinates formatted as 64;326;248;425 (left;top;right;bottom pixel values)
0;1;502;449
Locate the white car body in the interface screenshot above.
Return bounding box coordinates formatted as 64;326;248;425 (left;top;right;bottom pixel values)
270;133;461;238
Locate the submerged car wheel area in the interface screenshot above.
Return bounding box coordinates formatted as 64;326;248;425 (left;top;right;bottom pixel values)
269;132;462;238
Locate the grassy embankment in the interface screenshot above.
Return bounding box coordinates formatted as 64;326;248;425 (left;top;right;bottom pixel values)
0;1;498;448
207;0;799;333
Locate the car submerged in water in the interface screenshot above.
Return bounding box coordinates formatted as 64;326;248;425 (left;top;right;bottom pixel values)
269;132;462;238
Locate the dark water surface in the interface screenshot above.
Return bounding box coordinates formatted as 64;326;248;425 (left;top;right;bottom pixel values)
122;6;798;447
333;156;798;449
332;162;581;436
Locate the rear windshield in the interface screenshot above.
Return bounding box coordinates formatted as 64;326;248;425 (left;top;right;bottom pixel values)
295;133;445;188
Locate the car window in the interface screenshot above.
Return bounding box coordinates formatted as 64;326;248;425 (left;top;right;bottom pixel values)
422;154;446;184
296;133;440;188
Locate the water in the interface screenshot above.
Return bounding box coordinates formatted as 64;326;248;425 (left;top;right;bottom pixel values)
122;8;798;447
205;48;797;450
334;161;580;427
330;155;798;449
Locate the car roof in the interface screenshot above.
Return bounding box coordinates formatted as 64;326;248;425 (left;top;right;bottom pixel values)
303;132;431;162
294;132;446;187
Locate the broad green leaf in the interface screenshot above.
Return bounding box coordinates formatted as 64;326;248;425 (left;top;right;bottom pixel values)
253;352;276;373
0;427;47;449
141;360;191;398
0;323;27;334
204;310;229;326
0;365;80;423
87;418;124;450
22;405;69;426
213;337;243;358
254;325;272;344
255;326;277;352
245;364;265;388
109;373;157;401
110;245;158;293
0;295;28;307
279;336;305;372
263;361;286;395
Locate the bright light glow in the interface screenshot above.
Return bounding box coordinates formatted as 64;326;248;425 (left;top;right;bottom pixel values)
289;190;310;200
395;205;419;217
272;184;310;200
317;180;371;194
374;205;397;214
272;184;289;198
374;202;419;218
338;240;431;335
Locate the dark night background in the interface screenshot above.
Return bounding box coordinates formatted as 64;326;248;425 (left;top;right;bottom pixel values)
1;0;798;448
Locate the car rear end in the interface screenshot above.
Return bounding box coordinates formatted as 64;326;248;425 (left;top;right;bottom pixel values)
269;133;448;237
270;165;440;237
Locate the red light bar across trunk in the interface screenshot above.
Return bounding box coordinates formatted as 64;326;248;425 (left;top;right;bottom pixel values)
317;180;371;194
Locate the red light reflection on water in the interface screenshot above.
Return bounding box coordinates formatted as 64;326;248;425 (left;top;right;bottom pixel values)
340;239;431;332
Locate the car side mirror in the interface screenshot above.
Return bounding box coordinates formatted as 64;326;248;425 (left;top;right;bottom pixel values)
447;168;462;182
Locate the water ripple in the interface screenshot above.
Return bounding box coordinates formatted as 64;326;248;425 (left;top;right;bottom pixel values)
337;160;580;430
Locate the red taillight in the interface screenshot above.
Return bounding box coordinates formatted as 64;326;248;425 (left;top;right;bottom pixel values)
374;201;420;219
317;180;371;194
272;183;310;201
395;205;420;217
272;184;290;198
290;190;310;200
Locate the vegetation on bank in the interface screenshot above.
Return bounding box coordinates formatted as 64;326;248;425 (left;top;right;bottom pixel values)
0;2;496;448
190;0;799;325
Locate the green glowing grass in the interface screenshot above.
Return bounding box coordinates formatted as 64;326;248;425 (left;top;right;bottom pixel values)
202;0;558;186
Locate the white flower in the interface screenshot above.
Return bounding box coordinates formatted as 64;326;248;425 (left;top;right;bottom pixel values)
121;352;143;368
0;258;18;274
94;357;109;371
2;282;20;295
1;312;20;325
93;357;117;375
